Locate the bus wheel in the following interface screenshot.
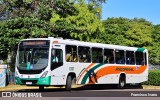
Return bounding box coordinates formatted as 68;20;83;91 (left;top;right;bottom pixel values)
118;76;126;89
65;75;72;91
39;86;44;91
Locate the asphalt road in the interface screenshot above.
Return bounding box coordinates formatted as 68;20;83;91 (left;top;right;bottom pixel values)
1;85;160;100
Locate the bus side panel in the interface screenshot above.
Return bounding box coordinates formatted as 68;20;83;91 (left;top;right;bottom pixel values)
50;66;67;85
126;69;148;84
126;75;148;84
76;64;148;85
50;76;66;85
95;74;119;84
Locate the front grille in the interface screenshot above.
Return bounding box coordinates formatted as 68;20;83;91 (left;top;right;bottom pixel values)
21;79;38;84
17;67;46;74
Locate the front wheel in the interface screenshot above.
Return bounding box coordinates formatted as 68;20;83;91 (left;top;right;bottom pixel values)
65;76;72;91
118;76;126;89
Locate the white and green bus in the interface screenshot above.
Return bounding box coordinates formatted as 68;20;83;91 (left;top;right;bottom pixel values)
15;37;148;91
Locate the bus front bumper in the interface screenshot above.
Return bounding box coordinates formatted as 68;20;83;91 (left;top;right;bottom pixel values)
15;76;51;86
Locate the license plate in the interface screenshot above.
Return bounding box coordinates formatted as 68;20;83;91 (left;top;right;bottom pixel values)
26;82;32;85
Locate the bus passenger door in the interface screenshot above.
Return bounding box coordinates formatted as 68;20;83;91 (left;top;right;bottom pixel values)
50;44;66;85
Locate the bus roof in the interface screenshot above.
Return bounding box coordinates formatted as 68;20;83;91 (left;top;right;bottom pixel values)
20;37;147;52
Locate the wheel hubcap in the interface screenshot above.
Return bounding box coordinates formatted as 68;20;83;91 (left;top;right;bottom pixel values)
121;80;124;87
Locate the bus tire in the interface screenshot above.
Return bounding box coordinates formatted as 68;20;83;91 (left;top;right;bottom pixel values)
39;86;44;91
118;76;126;89
65;75;72;91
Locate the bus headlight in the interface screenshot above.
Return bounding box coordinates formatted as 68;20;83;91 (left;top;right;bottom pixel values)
40;71;48;78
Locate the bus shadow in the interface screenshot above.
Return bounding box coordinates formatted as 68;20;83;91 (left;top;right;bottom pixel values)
75;84;143;91
16;87;66;92
16;84;143;92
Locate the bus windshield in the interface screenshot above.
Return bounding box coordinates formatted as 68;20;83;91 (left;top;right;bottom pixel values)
18;47;49;70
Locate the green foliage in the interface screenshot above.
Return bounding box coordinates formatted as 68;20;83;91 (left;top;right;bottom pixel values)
0;0;160;66
0;0;106;69
142;70;160;86
0;17;53;59
34;0;54;21
150;25;160;64
50;3;104;42
101;17;153;47
2;0;54;20
53;0;76;17
101;17;160;64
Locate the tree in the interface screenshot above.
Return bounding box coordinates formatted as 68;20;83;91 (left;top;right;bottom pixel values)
101;17;159;64
1;0;54;21
2;0;107;20
87;0;107;18
50;3;104;42
0;17;53;61
101;17;153;46
0;0;106;61
0;0;6;20
150;24;160;64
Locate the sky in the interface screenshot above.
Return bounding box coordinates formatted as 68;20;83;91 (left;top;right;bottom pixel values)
102;0;160;25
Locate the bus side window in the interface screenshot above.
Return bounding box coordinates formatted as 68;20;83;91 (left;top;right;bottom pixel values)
78;46;91;63
66;53;71;62
104;49;114;64
135;51;144;65
115;50;125;64
126;51;135;65
65;45;77;62
92;47;103;63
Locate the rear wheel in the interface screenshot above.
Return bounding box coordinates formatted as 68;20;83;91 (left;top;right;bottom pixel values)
65;76;72;91
118;76;126;89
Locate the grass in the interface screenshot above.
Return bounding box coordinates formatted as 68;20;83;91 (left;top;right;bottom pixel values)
0;84;39;91
142;85;160;89
0;84;82;91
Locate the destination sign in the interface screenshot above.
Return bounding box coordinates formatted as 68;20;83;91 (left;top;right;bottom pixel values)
22;41;48;46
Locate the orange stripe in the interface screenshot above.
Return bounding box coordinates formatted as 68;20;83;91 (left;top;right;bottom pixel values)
88;65;147;84
77;63;95;84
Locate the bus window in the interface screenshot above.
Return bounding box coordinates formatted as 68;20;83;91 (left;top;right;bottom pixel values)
135;51;144;65
104;49;114;64
115;50;125;64
126;51;135;65
92;47;103;63
66;45;77;62
78;46;91;63
51;49;63;70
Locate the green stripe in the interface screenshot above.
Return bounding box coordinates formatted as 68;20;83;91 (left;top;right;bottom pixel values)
77;68;85;80
37;76;51;85
137;48;145;52
81;63;103;84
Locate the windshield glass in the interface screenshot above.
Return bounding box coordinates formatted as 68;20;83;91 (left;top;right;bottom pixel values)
18;47;49;70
